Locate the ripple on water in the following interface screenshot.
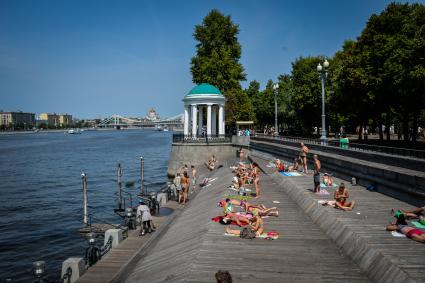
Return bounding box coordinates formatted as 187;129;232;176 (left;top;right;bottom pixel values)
0;130;172;282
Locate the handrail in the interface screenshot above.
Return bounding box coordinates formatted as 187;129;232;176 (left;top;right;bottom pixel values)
251;135;425;159
172;133;232;144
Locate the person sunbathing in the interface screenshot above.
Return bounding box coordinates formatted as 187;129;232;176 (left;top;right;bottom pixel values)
221;200;250;226
386;224;425;243
287;158;299;172
395;206;425;220
219;199;279;217
274;159;286;172
334;182;355;211
323;173;334;186
225;212;264;237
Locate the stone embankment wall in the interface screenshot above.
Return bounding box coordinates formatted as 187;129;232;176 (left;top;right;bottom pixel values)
167;136;250;177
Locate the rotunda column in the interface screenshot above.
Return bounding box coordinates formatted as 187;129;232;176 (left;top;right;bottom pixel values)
184;105;189;136
191;104;197;138
207;104;212;136
218;105;224;135
198;106;204;135
211;105;217;136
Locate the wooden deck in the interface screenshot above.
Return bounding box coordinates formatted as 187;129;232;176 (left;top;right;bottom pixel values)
75;165;213;283
123;164;370;282
250;151;425;283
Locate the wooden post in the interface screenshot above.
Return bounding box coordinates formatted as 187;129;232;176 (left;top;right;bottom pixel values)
82;173;88;225
140;156;144;195
117;163;123;209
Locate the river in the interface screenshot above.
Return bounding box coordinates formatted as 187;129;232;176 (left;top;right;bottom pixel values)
0;129;172;282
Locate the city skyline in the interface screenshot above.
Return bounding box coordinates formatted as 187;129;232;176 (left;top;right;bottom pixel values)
1;0;421;118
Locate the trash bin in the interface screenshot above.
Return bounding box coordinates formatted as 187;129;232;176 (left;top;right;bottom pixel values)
340;138;349;149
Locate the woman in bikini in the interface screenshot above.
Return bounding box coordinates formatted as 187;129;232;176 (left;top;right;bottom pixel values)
287;158;299;172
253;162;261;197
299;142;309;174
225;212;264;237
386;224;425;243
218;199;279;217
334;182;355;211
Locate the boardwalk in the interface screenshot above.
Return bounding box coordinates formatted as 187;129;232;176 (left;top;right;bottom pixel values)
123;164;370;282
250;151;425;282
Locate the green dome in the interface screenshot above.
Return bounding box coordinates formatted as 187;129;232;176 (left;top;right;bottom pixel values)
187;83;222;96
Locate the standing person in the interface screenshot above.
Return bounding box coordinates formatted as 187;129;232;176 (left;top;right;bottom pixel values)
253;162;261;198
191;165;197;191
299;142;309;174
181;171;190;205
137;200;154;236
313;154;321;193
173;173;181;202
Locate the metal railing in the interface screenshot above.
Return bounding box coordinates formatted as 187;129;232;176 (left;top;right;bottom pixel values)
251;134;425;159
172;133;232;144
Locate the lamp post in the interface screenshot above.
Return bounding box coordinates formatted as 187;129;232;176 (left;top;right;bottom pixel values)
272;83;279;136
317;59;329;145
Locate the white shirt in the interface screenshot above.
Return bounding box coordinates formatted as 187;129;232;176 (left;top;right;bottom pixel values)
136;204;152;222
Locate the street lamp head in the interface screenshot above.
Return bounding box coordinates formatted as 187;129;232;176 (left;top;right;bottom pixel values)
323;60;329;68
273;83;279;90
317;63;323;72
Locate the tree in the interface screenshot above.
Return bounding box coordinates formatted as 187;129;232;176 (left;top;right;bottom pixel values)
190;9;246;93
226;88;256;127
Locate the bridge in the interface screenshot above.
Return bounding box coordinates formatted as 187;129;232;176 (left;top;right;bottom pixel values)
96;114;183;129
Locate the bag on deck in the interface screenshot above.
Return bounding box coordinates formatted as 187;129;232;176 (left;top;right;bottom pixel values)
240;227;256;239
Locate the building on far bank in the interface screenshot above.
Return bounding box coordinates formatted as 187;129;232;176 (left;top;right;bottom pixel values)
0;111;36;129
38;113;73;127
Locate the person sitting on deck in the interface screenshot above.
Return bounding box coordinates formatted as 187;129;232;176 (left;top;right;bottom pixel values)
287;158;299;172
334;182;355;211
206;155;217;171
274;159;286;172
386;224;425;243
323;173;334;187
137;200;154;236
225;211;264;238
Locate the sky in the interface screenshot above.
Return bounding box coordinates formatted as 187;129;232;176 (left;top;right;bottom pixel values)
0;0;422;119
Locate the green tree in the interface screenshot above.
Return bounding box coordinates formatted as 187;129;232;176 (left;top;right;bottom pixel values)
226;88;256;127
190;9;246;93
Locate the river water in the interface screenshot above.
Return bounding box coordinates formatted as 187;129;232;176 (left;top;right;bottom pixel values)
0;129;172;282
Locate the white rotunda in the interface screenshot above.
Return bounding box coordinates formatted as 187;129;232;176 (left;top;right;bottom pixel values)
183;83;226;137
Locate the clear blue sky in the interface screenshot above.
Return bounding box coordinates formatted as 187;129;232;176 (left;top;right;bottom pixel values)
0;0;421;119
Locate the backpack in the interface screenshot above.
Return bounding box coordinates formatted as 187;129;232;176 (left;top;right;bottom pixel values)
240;228;256;239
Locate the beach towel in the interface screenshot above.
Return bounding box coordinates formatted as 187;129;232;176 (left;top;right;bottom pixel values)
224;231;279;240
391;231;406;237
320;183;338;188
280;172;302;177
315;189;330;195
411;221;425;229
224;194;253;201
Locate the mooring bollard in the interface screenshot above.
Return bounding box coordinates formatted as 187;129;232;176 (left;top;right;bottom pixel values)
61;258;86;283
104;229;123;248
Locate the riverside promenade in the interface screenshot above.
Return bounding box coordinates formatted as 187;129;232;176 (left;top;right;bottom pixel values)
119;165;370;282
77;140;424;283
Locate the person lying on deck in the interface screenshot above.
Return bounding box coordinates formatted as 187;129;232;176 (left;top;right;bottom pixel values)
334;182;355;211
393;206;425;221
219;199;279;217
386;224;425;243
221;199;250;226
225;212;264;238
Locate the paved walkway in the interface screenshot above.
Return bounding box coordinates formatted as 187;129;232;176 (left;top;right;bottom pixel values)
250;151;425;283
124;163;370;282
